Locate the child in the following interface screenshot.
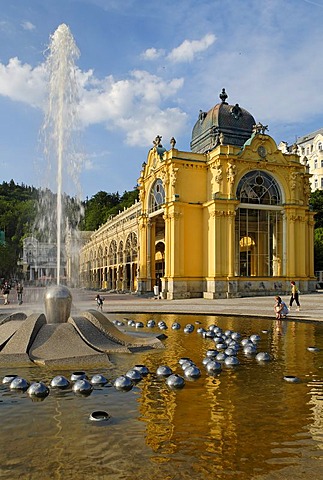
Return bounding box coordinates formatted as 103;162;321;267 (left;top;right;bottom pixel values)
95;294;104;311
274;296;289;319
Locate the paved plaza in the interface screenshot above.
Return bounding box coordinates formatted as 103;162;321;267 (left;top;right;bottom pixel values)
0;287;323;323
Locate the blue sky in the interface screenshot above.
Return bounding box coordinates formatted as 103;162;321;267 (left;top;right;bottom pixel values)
0;0;323;200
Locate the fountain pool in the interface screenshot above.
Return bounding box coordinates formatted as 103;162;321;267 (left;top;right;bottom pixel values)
1;313;322;480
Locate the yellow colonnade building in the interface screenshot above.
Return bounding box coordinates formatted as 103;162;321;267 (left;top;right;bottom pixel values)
79;90;315;298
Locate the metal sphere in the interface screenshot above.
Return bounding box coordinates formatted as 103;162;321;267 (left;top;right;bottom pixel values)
90;374;108;385
206;349;218;358
71;371;87;382
44;284;72;324
10;377;30;391
243;345;257;356
50;375;71;389
184;324;194;333
215;352;227;362
224;356;240;367
27;382;50;398
135;321;144;328
283;375;300;383
133;365;149;376
307;346;320;352
224;347;237;356
114;375;133;391
156;365;173;377
147;320;156;328
171;322;181;330
231;332;241;341
125;369;142;382
184;365;201;379
255;352;271;362
2;374;18;385
250;334;261;344
181;360;195;371
166;374;185;389
72;379;93;395
206;360;222;374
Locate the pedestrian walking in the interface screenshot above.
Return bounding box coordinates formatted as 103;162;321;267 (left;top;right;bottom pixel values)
95;294;104;311
289;281;301;311
1;281;11;305
16;282;24;305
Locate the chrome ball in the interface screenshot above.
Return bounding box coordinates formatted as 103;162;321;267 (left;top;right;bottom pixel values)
114;375;133;391
10;377;30;391
283;375;300;383
71;371;87;382
184;365;201;379
197;327;206;334
171;322;181;330
255;352;271;362
216;352;227;362
156;365;173;377
90;374;108;385
224;348;237;356
135;321;144;328
166;374;185;389
178;357;191;365
224;356;240;366
243;345;257;355
184;324;194;333
50;375;71;389
206;349;218;358
2;374;18;384
307;346;320;352
181;360;195;371
147;320;156;328
231;332;241;341
27;382;49;398
250;334;261;344
206;360;222;374
203;330;215;339
72;379;93;395
133;365;149;376
125;369;142;382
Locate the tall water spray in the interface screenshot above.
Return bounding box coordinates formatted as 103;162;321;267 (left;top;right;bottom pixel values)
38;24;83;285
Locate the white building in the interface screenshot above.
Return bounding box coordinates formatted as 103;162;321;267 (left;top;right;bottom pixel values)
296;128;323;191
22;236;66;285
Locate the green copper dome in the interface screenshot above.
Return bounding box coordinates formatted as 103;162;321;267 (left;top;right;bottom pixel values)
190;89;256;153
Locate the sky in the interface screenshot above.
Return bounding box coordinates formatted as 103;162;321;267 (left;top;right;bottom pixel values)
1;0;323;201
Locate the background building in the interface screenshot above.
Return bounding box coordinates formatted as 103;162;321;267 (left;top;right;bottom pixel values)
296;128;323;191
22;236;66;285
80;90;316;298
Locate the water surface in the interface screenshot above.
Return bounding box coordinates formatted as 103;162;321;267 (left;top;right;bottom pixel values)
1;314;322;479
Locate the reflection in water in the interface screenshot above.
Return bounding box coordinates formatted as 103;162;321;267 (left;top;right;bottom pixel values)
1;314;323;479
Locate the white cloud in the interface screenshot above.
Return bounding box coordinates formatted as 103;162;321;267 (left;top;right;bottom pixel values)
141;47;165;61
167;33;216;63
79;69;186;146
0;56;188;148
21;21;36;31
0;57;45;107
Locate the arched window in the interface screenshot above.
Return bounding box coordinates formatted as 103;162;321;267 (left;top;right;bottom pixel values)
108;240;117;265
235;171;283;277
149;179;165;213
236;170;281;205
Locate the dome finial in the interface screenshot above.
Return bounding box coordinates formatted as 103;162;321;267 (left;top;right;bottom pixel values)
219;88;228;104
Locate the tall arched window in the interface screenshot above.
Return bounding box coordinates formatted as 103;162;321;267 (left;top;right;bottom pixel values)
149;179;165;213
235;170;283;277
